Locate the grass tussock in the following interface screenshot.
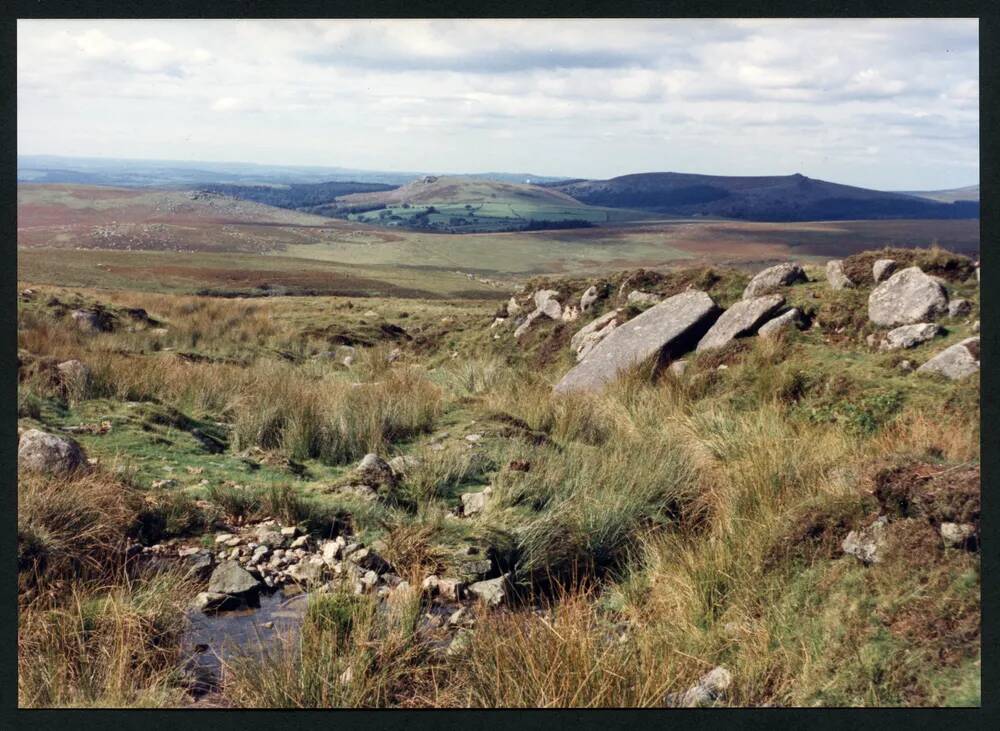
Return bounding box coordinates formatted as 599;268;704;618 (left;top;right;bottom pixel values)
18;572;196;708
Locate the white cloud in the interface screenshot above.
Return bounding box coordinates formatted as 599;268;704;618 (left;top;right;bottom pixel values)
16;18;978;190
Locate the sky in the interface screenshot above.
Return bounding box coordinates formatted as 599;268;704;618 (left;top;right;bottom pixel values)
17;19;979;191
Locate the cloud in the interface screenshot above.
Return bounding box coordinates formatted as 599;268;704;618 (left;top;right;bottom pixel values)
16;18;978;190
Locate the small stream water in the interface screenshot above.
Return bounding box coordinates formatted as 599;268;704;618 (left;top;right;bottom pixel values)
182;590;309;696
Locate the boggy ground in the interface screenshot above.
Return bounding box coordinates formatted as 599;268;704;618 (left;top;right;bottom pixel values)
16;247;980;708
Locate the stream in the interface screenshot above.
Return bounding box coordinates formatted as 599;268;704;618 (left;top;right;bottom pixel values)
181;590;309;697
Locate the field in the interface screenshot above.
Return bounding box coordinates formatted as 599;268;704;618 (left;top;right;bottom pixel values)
17;184;980;294
17;243;981;708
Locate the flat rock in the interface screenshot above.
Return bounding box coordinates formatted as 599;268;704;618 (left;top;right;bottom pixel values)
826;260;855;290
758;308;805;338
18;429;86;475
207;560;261;596
873;259;897;283
879;323;942;351
916;337;979;380
868;267;948;326
742;263;807;299
696;294;785;351
554;291;721;394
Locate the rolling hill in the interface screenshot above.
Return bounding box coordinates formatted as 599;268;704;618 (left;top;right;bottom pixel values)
547;172;980;221
899;185;980;203
328;175;648;232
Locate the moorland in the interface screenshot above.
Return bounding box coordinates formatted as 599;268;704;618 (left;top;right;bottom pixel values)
15;165;981;709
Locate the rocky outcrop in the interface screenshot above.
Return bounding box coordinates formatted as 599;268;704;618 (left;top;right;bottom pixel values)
868;267;949;326
570;309;620;362
757;308;805;339
553;291;721;394
18;429;86;475
826;260;854;290
696;294;785;352
940;522;977;549
878;323;942;351
514;290;563;337
872;259;897;283
916;337;979;380
741;263;807;299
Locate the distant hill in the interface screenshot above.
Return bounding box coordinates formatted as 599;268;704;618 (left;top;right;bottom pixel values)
547;172;979;221
898;185;979;203
328;175;646;233
16;155;568;189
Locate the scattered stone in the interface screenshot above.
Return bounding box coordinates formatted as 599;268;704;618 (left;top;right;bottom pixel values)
948;299;972;318
554;291;721;394
898;360;914;372
580;285;599;312
668;359;688;377
868;267;949;326
18;429;86;475
741;263;807;299
207;561;261;596
356;453;396;488
696;294;785;352
461;487;492;516
878;323;942;351
666;667;733;708
940;522;977;549
56;359;90;387
758;308;805;339
280;526;299;537
506;297;522;317
842;516;888;565
825;260;854;289
446;628;473;657
388;455;420;476
916;337;979;380
972;320;980;334
151;478;177;489
437;577;465;602
872;259;897;283
467;574;511;607
290;535;309;549
287;557;326;586
71;309;104;333
465;433;483;443
627;290;662;307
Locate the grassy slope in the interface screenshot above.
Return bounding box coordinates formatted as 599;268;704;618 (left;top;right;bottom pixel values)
17;250;980;708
